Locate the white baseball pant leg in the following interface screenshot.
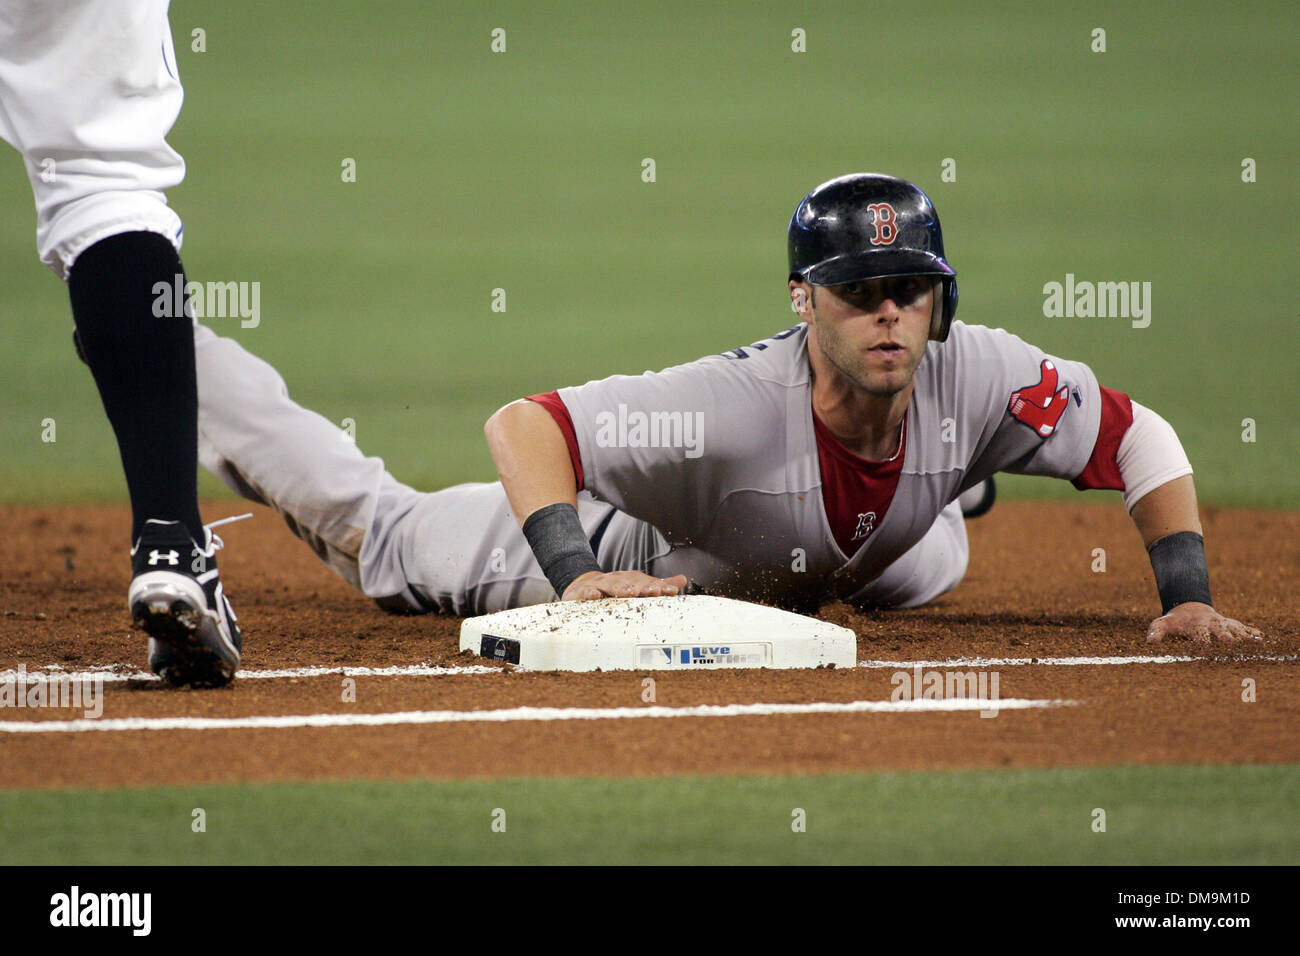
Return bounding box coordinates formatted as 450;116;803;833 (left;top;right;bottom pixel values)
0;0;185;278
191;322;628;616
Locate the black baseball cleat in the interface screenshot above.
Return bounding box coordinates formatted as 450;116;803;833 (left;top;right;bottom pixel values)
128;515;249;688
958;477;997;519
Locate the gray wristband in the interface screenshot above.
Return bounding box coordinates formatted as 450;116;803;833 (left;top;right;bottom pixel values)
1148;531;1212;614
522;503;602;597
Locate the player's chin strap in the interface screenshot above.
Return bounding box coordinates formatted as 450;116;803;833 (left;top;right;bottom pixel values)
1148;531;1212;614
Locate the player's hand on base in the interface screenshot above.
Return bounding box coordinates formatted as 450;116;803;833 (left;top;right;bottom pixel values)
563;570;689;602
1145;602;1264;644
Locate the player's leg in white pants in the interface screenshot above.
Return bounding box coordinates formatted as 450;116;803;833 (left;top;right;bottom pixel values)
0;0;186;276
191;321;420;602
191;322;632;616
848;500;969;608
375;482;632;617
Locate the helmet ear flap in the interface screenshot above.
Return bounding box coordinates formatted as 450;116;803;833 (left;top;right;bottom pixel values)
929;276;958;341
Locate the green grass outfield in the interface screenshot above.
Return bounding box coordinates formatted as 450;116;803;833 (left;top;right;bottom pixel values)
1;1;1296;508
3;764;1296;865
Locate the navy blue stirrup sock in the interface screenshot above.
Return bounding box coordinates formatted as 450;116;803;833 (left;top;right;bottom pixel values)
68;231;204;544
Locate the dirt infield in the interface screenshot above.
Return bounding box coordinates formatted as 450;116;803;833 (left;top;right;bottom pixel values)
1;500;1297;791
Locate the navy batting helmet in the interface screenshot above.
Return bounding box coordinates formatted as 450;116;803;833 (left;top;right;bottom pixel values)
788;173;958;341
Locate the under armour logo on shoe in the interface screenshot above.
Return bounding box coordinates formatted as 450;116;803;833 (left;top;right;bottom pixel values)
147;549;180;566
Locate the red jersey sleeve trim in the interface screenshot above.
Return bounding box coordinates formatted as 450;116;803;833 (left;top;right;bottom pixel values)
525;391;584;491
1072;386;1134;491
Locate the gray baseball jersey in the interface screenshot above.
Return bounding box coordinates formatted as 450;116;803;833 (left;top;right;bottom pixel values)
554;320;1101;608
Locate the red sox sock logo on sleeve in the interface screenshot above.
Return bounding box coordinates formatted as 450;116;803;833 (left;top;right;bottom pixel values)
1008;359;1070;438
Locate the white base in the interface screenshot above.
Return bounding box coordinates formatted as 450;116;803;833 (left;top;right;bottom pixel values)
459;595;857;672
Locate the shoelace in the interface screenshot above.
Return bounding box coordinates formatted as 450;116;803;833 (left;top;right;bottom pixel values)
199;512;253;557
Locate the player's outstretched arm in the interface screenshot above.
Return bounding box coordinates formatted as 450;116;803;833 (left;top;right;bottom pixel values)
486;399;580;519
1129;475;1264;644
485;400;687;601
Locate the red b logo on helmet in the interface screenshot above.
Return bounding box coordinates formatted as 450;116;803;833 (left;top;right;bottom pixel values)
867;203;898;245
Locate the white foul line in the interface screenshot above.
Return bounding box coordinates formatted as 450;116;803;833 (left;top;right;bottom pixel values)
3;653;1292;686
0;663;503;684
857;653;1298;669
0;696;1073;735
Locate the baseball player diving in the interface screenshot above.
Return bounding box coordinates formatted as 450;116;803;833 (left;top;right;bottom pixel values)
183;172;1259;683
